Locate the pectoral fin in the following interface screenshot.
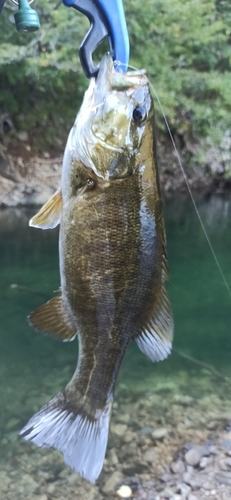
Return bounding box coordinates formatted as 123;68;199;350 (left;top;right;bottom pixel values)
29;188;62;229
29;295;77;341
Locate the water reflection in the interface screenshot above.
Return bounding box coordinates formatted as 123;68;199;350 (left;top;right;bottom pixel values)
0;193;230;497
163;193;231;370
0;194;230;379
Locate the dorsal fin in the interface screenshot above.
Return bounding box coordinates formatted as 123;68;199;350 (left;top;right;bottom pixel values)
29;295;77;342
29;188;62;230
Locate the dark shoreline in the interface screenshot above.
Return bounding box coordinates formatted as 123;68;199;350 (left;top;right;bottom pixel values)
0;146;230;209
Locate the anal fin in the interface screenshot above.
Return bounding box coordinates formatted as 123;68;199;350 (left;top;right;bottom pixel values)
29;188;62;230
29;295;77;341
135;287;173;362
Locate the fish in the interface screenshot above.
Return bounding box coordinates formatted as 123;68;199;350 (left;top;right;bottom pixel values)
20;54;174;483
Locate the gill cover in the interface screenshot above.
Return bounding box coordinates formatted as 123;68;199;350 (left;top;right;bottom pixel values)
61;55;153;192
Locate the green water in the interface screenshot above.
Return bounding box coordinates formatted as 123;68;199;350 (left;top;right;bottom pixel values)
0;193;230;430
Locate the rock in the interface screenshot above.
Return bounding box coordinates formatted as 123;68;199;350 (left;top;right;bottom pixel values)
221;439;231;451
201;481;211;490
57;468;68;479
188;476;206;489
125;477;141;491
102;471;124;494
21;477;39;497
152;427;167;440
173;394;194;406
34;496;48;500
123;431;135;443
206;420;218;430
159;487;175;499
0;152;21;182
182;472;192;485
196;444;210;457
188;495;198;500
139;435;152;446
111;424;128;436
216;471;231;485
117;413;130;424
218;458;229;471
122;462;147;475
184;449;201;466
184;443;210;457
176;482;191;497
46;484;55;494
116;485;132;498
67;472;80;485
209;445;218;454
143;447;158;463
199;456;208;468
23;187;54;206
139;426;154;436
17;131;29;141
161;471;176;483
171;460;185;474
108;448;119;465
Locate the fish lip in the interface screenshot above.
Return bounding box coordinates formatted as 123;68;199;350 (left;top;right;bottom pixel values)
108;171;132;180
94;54;149;105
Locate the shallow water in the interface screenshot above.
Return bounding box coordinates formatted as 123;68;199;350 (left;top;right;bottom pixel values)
0;193;230;498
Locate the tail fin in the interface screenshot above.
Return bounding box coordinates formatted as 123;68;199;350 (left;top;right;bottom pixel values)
20;392;113;483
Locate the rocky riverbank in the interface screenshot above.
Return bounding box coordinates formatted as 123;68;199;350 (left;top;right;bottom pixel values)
0;134;221;208
0;146;62;207
1;366;231;500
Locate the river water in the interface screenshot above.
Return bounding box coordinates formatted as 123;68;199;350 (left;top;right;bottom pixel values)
0;193;230;499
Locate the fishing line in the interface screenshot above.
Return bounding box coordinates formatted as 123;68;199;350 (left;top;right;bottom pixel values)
115;61;231;298
149;83;231;299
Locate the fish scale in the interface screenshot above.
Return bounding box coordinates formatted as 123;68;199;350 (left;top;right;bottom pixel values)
62;177;143;406
20;55;173;483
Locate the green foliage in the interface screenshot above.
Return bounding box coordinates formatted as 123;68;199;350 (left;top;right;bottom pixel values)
0;1;88;149
125;0;231;140
0;0;231;162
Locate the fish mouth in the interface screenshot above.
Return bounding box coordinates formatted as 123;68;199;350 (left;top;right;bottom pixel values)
93;54;149;106
85;164;133;183
108;170;133;181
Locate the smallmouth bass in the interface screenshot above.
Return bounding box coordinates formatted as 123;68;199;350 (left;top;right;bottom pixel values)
20;55;173;482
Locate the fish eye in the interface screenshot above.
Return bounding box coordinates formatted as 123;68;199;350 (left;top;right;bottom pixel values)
132;106;146;122
86;178;95;190
74;171;95;192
